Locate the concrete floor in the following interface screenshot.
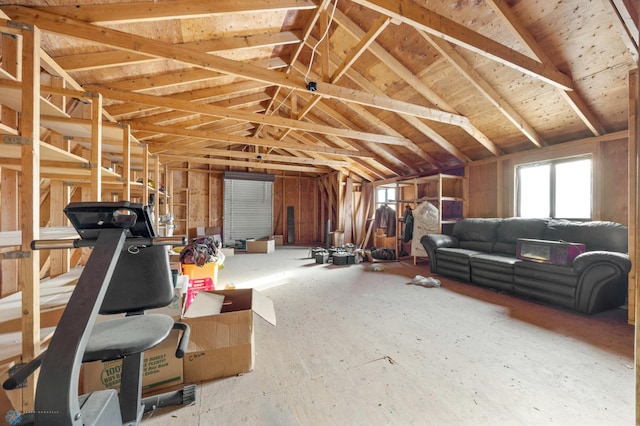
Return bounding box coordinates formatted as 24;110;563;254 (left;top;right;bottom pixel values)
143;246;634;425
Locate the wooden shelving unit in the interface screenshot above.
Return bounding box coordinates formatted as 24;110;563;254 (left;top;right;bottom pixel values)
0;20;177;410
414;173;465;233
391;174;465;263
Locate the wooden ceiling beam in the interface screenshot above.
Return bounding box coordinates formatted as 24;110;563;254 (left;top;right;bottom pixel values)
122;120;376;158
156;154;327;174
106;82;270;117
275;15;392;146
3;6;471;127
297;59;471;163
330;15;391;83
423;33;544;148
88;86;416;146
349;0;575;91
31;0;317;25
306;94;439;171
486;0;606;136
333;9;455;115
330;11;497;158
147;144;349;168
604;0;639;60
55;31;301;71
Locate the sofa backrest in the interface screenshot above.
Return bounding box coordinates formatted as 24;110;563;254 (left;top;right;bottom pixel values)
543;220;628;253
494;217;548;255
451;218;500;252
451;217;628;255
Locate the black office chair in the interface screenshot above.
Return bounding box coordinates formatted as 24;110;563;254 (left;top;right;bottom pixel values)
4;202;194;425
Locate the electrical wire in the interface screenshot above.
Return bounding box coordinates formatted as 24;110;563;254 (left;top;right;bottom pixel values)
304;0;339;84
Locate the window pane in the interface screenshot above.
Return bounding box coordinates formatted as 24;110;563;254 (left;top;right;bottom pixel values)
555;159;591;219
387;188;396;202
519;164;550;218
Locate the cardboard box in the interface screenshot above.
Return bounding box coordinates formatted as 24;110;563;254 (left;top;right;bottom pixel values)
196;226;221;237
270;235;284;246
182;289;276;383
246;239;275;254
82;330;183;395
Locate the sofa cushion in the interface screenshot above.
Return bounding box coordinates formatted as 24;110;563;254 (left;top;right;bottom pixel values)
435;248;483;282
544;220;628;253
452;218;500;252
469;253;521;291
493;218;548;255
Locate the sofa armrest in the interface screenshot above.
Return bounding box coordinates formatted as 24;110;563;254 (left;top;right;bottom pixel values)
422;233;459;250
573;251;631;314
420;234;459;274
573;251;631;274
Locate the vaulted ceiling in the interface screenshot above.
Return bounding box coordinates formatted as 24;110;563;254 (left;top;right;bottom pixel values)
1;0;638;182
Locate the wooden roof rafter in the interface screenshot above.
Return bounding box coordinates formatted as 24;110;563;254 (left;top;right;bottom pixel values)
349;0;575;91
29;0;318;25
485;0;606;136
54;31;303;72
328;10;496;159
122;120;376;159
2;6;475;129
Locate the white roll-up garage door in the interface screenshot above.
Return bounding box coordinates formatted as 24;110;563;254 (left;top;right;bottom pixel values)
223;171;274;247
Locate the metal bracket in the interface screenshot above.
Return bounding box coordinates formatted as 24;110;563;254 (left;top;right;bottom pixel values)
2;136;31;145
1;251;31;260
81;162;98;169
7;21;34;32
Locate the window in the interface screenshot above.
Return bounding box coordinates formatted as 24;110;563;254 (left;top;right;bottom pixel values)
376;186;396;212
516;156;592;219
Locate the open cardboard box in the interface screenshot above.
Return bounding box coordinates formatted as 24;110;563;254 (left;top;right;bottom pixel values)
181;289;276;383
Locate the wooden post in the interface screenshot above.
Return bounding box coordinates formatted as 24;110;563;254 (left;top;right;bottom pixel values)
630;69;638;326
143;144;149;204
49;180;69;277
633;63;640;425
154;155;160;229
90;92;102;201
19;23;41;411
122;124;131;200
0;29;20;297
0;171;19;297
344;177;353;244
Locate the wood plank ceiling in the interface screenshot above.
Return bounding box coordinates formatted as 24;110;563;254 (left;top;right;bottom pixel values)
1;0;638;182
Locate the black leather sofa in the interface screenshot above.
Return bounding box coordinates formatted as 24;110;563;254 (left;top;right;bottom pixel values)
420;218;631;314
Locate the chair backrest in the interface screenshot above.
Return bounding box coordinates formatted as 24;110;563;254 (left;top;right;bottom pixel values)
100;244;174;314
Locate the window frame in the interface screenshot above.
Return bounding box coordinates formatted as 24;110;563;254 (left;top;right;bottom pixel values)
515;155;593;220
376;186;397;212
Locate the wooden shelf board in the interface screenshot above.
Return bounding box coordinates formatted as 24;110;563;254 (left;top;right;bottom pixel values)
0;226;78;247
0;140;120;179
41;116;127;141
0;85;69;118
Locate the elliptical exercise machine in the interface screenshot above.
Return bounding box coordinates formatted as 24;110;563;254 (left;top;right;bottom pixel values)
4;201;195;425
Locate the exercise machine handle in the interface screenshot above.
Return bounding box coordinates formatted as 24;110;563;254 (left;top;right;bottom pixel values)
3;351;46;390
172;322;190;359
31;236;187;251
